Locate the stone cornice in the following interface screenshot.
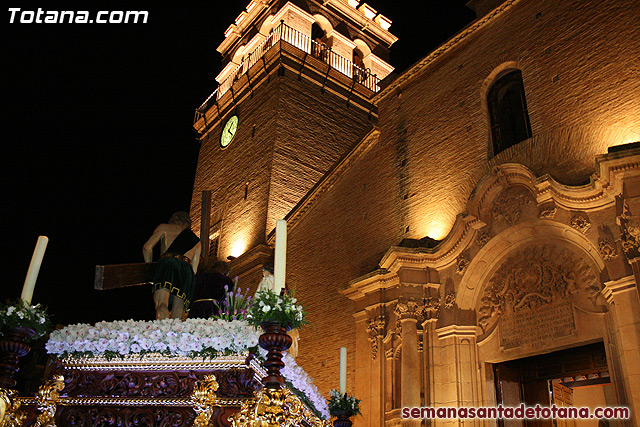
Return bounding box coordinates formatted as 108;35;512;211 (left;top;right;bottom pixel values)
342;268;398;300
435;325;479;340
374;0;521;103
324;0;398;47
536;150;640;211
378;213;485;272
602;275;637;305
228;243;272;278
217;0;271;56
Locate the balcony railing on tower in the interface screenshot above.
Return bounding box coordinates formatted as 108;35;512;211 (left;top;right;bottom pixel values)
195;22;381;123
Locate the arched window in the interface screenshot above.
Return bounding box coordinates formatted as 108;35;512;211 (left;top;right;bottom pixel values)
487;70;532;156
311;23;328;61
352;48;367;83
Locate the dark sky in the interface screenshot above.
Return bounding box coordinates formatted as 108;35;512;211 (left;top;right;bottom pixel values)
3;1;475;325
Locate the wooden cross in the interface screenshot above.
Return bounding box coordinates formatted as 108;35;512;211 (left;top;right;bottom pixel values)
95;191;213;291
94;262;155;290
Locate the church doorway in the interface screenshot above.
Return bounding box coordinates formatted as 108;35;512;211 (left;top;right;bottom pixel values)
493;342;613;427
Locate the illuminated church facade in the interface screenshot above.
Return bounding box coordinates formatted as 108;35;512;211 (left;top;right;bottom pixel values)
191;0;640;425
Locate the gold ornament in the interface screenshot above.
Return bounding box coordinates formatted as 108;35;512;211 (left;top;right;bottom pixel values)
191;375;220;427
35;375;64;427
0;388;26;427
230;387;329;427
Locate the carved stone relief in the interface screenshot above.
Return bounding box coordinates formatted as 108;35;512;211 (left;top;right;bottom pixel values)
477;245;600;332
538;206;557;219
456;254;470;275
394;298;421;320
620;202;640;259
570;214;591;234
491;186;535;226
421;297;440;320
443;291;456;309
365;315;387;360
598;239;619;261
476;231;492;247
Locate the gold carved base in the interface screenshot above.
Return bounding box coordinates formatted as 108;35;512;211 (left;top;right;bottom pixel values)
230;387;329;427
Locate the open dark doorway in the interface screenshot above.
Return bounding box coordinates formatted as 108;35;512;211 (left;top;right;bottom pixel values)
493;342;612;426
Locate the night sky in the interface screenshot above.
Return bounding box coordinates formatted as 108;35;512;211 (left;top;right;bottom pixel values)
3;1;475;325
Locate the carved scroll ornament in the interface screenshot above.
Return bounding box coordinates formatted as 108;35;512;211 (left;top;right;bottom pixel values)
365;315;386;360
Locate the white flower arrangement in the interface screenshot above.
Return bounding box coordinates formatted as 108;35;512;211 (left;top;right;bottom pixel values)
46;318;260;358
248;289;308;330
0;300;52;340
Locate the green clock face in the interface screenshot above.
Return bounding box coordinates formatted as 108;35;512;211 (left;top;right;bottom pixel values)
220;115;239;148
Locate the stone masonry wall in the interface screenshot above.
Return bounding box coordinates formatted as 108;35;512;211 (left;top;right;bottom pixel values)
281;0;640;400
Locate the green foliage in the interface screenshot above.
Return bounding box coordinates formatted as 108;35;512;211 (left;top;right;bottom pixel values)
328;389;361;416
0;300;52;341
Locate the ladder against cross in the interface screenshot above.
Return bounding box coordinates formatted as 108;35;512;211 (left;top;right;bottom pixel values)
94;262;156;290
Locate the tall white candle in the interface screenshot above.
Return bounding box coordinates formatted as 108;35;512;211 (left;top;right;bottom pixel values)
273;219;287;294
340;347;347;393
21;236;49;305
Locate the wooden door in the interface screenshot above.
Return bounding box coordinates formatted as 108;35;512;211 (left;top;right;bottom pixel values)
495;364;525;427
551;381;576;427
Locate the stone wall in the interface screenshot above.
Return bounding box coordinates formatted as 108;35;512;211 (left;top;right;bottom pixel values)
279;0;640;416
190;0;640;421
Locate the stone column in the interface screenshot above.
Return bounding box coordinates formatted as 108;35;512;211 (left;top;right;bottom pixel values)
395;298;422;427
434;325;480;427
421;297;440;410
602;275;640;424
365;313;386;426
354;311;372;427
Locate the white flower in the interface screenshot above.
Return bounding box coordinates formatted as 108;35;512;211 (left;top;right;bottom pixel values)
262;305;271;312
7;306;15;315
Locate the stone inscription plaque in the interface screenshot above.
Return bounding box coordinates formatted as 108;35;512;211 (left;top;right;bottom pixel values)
499;301;576;350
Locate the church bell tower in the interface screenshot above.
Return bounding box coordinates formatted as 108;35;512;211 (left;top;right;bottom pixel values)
191;0;396;276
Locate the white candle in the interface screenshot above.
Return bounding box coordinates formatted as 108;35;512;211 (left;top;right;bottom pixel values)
21;236;49;305
273;219;287;294
340;347;347;393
